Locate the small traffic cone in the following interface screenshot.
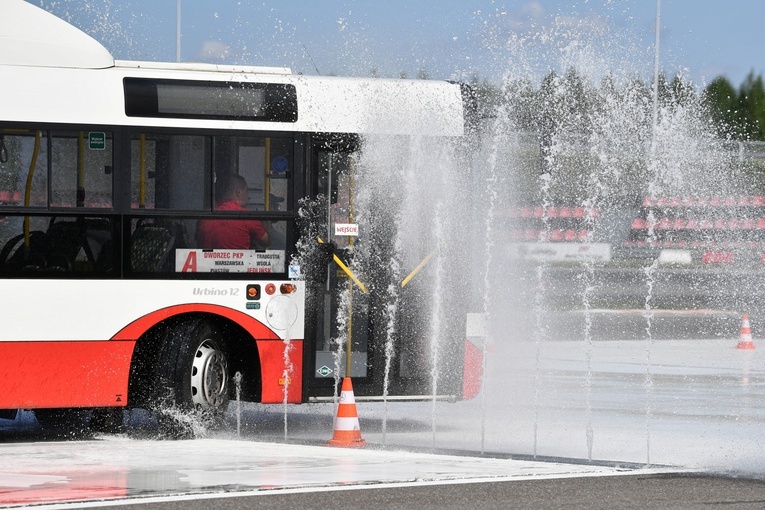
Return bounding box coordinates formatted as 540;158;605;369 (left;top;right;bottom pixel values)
327;377;366;448
737;313;756;350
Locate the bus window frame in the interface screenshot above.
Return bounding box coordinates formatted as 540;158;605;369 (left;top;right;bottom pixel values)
0;123;119;212
0;124;305;281
123;78;299;123
121;127;303;280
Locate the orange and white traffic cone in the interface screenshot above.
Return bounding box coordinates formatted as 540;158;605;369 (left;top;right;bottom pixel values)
737;313;756;350
327;377;366;448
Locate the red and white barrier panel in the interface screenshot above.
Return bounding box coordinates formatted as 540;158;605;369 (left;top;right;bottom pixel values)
0;191;22;202
510;206;600;219
516;229;593;242
643;196;765;207
490;206;602;221
631;217;765;231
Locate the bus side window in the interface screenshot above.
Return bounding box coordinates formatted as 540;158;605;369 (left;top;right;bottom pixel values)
45;217;113;272
0;131;48;213
0;216;113;274
50;131;113;208
129;220;177;273
131;134;210;211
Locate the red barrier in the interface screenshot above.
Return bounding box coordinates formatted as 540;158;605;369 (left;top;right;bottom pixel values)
702;251;734;264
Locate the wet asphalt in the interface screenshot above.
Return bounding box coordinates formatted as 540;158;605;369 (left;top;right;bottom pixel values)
97;473;765;510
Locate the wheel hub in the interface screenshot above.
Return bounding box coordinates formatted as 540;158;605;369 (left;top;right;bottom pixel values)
190;339;228;409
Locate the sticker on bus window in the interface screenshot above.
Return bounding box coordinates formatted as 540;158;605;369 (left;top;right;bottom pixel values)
271;156;289;174
334;223;358;236
88;131;105;150
175;249;285;273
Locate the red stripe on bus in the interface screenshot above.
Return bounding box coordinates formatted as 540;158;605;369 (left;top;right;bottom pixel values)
462;339;483;401
111;304;281;341
259;340;303;404
0;341;135;409
112;304;303;404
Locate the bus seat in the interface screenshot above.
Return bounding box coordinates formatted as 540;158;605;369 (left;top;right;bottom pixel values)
130;224;175;272
82;219;112;262
94;239;114;273
46;219;96;271
0;231;49;272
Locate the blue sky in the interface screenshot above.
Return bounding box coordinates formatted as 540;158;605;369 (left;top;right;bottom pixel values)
35;0;765;89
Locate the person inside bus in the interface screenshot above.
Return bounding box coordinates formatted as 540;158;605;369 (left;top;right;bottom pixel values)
197;174;270;249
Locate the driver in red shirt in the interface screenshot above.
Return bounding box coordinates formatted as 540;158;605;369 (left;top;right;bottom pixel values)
197;175;269;249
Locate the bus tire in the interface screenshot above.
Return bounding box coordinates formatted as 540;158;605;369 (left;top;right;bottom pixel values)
151;317;230;438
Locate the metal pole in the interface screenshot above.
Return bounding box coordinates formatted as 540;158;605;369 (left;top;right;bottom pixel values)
652;0;661;138
176;0;181;63
326;155;333;292
345;156;356;376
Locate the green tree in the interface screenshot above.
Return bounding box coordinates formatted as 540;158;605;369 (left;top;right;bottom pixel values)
560;67;595;134
502;77;536;130
469;75;502;122
702;76;740;138
537;71;563;175
738;71;765;140
668;75;697;108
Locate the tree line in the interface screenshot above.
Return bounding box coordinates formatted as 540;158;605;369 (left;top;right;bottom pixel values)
463;70;765;143
704;73;765;141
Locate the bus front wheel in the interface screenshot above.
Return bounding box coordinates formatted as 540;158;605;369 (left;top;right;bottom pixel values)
152;317;230;438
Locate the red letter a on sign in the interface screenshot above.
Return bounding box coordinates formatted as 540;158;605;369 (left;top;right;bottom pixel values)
181;251;197;272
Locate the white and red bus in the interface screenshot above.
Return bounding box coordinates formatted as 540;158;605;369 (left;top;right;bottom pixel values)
0;1;479;434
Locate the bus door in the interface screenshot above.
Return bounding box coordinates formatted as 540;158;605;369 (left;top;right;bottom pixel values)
304;136;465;400
305;140;372;398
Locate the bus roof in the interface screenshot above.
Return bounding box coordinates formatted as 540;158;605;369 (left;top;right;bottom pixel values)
0;1;465;136
0;0;114;69
115;60;293;76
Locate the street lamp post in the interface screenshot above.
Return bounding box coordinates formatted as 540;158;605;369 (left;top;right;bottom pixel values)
176;0;181;63
652;0;661;136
